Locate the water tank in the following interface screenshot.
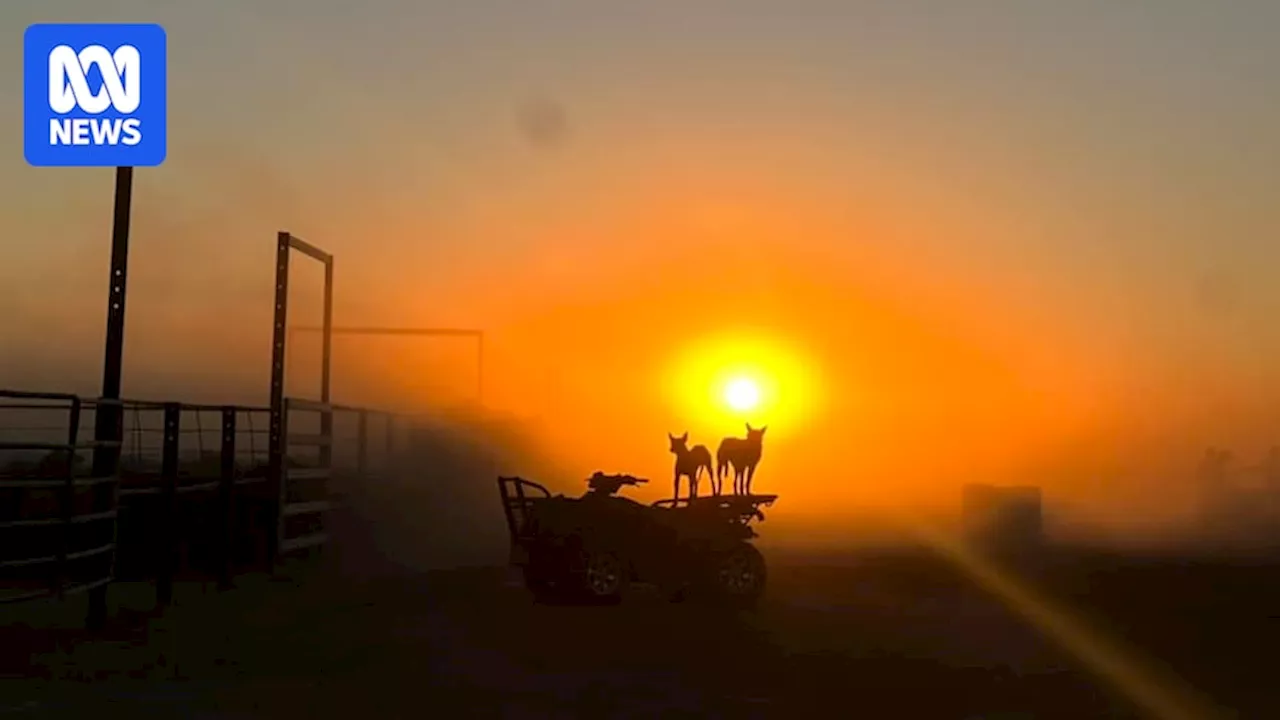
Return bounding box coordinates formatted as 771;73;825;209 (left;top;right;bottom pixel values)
962;483;1043;551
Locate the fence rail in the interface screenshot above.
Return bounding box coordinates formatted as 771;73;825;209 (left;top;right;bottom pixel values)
0;390;117;606
1;389;404;622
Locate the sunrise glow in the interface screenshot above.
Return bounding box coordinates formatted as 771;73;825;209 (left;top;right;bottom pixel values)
664;333;822;440
724;377;761;412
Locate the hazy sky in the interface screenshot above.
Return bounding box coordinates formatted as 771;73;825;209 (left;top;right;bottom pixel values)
3;1;1279;519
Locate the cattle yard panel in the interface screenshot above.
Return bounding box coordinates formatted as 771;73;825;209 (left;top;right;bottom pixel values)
1;391;401;624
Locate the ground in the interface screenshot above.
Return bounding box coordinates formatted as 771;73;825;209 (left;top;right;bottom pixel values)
4;542;1275;719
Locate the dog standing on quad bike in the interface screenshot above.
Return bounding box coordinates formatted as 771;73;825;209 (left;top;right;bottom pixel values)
669;432;714;499
717;424;767;496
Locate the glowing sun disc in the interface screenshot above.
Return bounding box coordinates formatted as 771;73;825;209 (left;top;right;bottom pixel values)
724;377;761;411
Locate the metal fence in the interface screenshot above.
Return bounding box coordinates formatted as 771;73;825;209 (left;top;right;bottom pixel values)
1;389;402;624
0;391;120;606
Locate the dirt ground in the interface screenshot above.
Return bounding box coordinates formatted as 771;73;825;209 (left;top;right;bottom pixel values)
5;540;1275;719
4;474;1278;719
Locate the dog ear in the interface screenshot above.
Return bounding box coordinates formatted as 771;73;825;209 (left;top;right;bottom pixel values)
760;425;767;434
680;431;688;441
745;423;754;433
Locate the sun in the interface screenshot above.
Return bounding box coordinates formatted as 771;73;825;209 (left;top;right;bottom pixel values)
724;377;761;412
665;332;822;434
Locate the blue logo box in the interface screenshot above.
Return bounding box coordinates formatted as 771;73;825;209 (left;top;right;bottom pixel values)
24;23;167;167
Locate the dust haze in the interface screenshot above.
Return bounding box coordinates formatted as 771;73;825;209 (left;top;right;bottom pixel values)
5;40;1280;562
9;7;1280;719
5;134;1279;558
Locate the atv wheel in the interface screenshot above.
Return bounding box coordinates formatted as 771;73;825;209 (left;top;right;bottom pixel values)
704;542;766;608
576;549;629;604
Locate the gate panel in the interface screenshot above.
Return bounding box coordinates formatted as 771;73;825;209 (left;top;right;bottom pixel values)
0;390;120;605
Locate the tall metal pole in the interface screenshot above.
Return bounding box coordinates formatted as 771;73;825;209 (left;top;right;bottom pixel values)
88;165;133;629
95;166;134;413
266;232;290;569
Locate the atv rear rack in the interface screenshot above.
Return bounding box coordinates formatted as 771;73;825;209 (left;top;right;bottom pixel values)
497;476;551;545
652;493;778;524
652;493;777;509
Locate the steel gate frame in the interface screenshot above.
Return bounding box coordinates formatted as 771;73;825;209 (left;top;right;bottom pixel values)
267;231;334;568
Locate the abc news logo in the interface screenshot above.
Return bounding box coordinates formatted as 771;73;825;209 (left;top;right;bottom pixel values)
48;44;143;147
24;23;166;168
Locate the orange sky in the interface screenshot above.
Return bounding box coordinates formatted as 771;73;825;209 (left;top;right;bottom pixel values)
3;1;1279;536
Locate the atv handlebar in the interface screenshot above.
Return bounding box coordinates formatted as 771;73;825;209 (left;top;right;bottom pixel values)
588;472;648;485
585;472;649;495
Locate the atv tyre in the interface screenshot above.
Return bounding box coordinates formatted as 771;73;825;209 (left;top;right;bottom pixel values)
564;546;629;605
701;542;766;609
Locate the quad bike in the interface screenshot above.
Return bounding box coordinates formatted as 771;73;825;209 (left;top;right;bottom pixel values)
498;471;777;607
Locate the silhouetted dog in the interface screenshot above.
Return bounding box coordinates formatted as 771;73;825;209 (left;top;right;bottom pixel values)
669;432;714;501
717;424;767;495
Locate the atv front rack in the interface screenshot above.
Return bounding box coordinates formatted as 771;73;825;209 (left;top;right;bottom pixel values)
497;476;551;545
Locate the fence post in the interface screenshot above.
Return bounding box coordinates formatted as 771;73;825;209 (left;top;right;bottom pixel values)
56;398;82;601
357;410;368;478
157;403;180;607
386;415;396;467
218;407;237;590
266;233;289;572
85;397;115;631
268;399;289;572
